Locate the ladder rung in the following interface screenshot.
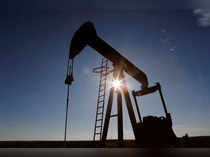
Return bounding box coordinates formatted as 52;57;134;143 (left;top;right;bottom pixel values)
110;114;118;118
98;98;104;101
95;126;102;128
97;112;103;115
99;88;105;91
98;96;104;99
98;100;104;103
97;106;103;109
95;133;101;135
96;119;102;121
98;99;104;102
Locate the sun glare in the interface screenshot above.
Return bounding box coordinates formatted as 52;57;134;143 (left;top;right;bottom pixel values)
112;79;122;90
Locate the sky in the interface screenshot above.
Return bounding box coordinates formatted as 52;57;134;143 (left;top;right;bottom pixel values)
0;0;210;140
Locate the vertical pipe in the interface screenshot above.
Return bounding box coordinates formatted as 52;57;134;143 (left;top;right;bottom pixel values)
157;83;168;116
64;84;70;145
132;91;143;123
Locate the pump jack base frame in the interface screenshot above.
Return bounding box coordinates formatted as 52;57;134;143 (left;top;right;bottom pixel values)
101;78;179;147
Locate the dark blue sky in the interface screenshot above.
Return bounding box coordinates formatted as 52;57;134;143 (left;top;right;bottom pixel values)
0;0;210;140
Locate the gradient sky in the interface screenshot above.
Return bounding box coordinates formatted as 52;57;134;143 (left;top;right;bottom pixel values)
0;0;210;140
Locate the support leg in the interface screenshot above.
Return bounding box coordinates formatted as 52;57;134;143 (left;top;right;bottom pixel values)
102;87;114;141
123;86;138;140
117;91;123;142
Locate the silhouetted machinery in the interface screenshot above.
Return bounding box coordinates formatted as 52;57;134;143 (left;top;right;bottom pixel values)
65;21;178;146
132;83;178;146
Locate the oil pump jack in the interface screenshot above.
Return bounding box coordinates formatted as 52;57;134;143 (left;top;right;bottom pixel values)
65;21;178;146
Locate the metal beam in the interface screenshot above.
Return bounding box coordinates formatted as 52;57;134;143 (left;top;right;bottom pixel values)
102;87;114;141
117;91;123;142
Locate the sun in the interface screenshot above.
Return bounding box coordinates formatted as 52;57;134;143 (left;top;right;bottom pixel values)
112;79;122;90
